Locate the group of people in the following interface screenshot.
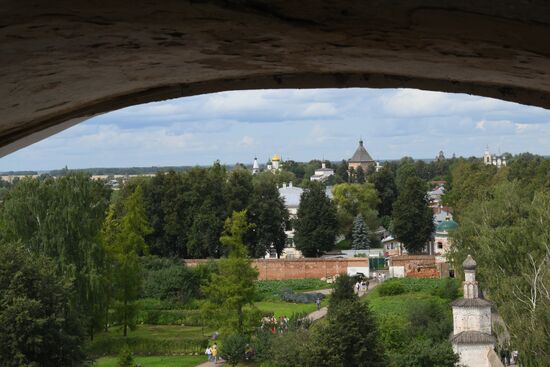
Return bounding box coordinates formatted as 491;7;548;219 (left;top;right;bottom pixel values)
205;343;219;363
498;347;518;366
354;279;369;294
261;315;290;334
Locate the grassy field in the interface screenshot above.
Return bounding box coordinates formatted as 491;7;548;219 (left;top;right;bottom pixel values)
86;325;210;357
95;355;207;367
256;300;323;317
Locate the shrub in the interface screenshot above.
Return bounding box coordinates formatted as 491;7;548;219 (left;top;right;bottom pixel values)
117;345;134;367
142;256;202;303
137;309;203;326
87;334;208;357
378;280;405;296
220;334;249;366
251;331;273;362
431;278;460;300
280;289;325;304
270;330;309;367
256;279;329;301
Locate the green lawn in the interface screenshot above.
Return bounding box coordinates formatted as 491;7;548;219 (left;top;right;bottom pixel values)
86;325;210;357
95;355;207;367
256;299;327;317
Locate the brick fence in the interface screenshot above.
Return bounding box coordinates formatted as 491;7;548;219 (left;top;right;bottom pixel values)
184;258;370;280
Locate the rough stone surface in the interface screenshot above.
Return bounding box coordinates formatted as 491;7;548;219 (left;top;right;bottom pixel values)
3;1;550;155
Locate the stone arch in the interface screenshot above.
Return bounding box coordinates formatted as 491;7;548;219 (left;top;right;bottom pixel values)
3;1;550;156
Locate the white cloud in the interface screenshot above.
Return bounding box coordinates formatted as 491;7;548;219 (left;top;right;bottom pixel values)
302;102;337;117
239;136;255;146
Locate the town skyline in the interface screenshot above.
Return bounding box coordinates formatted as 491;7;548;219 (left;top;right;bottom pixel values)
1;87;550;171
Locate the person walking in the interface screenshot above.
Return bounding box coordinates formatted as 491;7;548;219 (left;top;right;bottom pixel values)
212;343;218;363
316;297;321;311
205;346;213;362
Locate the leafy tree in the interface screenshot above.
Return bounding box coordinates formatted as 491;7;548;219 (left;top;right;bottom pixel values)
247;175;288;257
0;173;110;339
370;165;398;220
225;168;254;214
201;210;261;334
395;158;417;191
104;186;152;336
328;273;357;311
117;345;134;367
389;339;459;367
269;329;310;367
0;243;85;366
294;183;338;257
449;182;550;365
332;183;379;238
142;171;188;257
392;177;434;253
352;214;371;250
335;160;349;182
220;333;249;366
141;256;202;303
305;298;386;367
356;166;366;183
185;163;227;258
442;159;509;218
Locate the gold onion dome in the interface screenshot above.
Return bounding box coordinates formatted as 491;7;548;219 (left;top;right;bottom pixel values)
271;154;281;161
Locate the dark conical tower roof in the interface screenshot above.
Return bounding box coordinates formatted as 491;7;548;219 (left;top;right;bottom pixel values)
350;139;374;162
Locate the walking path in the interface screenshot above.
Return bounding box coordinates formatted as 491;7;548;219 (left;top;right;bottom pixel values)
195;281;380;367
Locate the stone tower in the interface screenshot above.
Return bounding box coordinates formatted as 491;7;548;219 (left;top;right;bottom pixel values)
483;146;492;165
450;255;496;367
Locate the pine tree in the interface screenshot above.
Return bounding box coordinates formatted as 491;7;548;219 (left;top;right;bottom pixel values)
305;274;386;367
201;210;261;334
103;185;152;336
352;214;370;250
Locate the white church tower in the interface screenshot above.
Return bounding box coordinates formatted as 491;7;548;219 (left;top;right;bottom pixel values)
483;146;492;165
451;255;496;367
252;157;260;175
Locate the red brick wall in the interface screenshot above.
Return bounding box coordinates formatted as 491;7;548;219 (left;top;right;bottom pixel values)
184;258;370;280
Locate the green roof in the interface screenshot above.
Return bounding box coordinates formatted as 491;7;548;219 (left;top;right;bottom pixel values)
436;218;458;232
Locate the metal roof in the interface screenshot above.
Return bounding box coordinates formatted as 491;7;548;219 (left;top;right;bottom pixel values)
349;140;374;162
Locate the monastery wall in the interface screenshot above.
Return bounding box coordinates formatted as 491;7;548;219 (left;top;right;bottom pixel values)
184;258;370;280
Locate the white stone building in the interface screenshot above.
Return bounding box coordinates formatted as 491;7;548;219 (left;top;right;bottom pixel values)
278;182;304;259
310;161;334;182
451;255;497;367
483;146;506;168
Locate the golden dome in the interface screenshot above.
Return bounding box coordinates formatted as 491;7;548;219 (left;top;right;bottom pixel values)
271;154;281;161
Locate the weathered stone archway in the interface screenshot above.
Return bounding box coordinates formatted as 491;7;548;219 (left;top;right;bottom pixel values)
3;1;550;156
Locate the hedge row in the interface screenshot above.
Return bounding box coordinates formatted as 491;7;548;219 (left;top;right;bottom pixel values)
136;309;203;326
88;336;208;357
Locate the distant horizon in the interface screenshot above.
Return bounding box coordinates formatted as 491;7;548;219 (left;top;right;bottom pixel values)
1;88;550;171
2;152;548;176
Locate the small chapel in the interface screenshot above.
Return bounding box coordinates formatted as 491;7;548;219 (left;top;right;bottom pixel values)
450;255;497;367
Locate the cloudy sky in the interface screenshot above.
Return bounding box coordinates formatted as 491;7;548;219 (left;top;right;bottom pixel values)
1;88;550;171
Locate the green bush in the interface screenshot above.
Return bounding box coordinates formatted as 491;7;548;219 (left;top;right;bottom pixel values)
256;279;329;301
280;289;325;304
220;334;250;366
378;280;405;296
87;335;208;357
116;345;134;367
137;309;203;326
142;256;203;303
